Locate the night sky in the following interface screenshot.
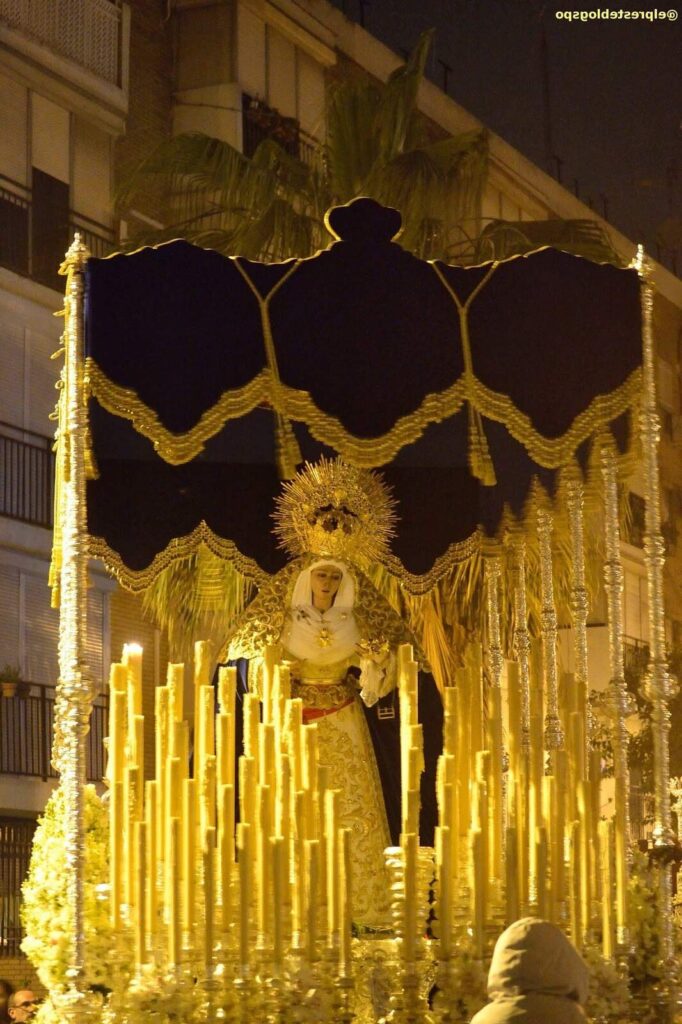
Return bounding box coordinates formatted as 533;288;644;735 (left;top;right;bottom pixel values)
330;0;681;265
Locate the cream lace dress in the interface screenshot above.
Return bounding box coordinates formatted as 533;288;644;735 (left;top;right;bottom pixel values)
280;601;394;927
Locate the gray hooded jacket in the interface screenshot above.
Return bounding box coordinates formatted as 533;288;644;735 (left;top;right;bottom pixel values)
470;918;589;1024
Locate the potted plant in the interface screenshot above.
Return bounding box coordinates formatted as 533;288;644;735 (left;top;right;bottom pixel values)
1;664;24;698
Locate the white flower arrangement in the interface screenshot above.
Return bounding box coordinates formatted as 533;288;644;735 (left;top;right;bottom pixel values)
582;944;631;1023
20;784;132;993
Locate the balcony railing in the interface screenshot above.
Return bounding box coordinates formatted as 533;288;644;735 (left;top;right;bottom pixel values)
0;174;115;291
0;680;108;782
0;422;55;528
242;94;323;171
0;0;124;87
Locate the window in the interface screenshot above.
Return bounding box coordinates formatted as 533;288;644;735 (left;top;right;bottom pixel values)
0;817;36;958
31;169;69;291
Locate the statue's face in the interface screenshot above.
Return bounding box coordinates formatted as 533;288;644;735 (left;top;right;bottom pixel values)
310;564;343;609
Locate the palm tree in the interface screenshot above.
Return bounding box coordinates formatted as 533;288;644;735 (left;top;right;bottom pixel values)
116;31;620;666
117;31;489;264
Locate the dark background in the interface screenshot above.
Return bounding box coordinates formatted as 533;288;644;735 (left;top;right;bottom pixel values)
330;0;681;263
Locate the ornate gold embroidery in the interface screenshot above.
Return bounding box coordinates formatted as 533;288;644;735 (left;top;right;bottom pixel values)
471;369;642;468
87;357;640;471
291;678;357;709
314;700;392;926
87;521;271;594
86;359;274;464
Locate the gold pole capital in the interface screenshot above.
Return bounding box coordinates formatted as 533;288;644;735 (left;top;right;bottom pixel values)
60;233;91;276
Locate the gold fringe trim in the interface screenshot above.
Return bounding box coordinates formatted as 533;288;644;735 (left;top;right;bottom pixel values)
88;522;272;594
86;359;275;463
88;518;483;598
87;357;640;471
381;529;484;595
471;368;642;468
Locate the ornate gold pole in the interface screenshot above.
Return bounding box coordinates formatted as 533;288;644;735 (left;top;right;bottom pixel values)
600;436;632;949
52;235;95;1017
536;502;564;762
636;248;678;987
485;551;504;881
509;532;532;753
565;467;591;759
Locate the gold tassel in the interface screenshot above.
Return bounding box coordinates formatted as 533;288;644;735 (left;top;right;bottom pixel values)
468;406;496;486
275;416;302;480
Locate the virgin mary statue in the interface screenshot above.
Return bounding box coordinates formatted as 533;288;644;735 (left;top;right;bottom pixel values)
223;458;435;927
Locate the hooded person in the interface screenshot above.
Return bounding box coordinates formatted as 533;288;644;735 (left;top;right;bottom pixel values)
471;918;589;1024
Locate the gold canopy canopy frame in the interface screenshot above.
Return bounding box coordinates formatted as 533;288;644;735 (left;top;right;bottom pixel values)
43;234;679;1023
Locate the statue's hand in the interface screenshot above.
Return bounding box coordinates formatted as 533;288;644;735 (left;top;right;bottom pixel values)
356;638;390;665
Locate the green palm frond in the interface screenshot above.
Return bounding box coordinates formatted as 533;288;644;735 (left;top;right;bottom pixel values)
325;79;383;199
377;29;433;162
141;546;254;662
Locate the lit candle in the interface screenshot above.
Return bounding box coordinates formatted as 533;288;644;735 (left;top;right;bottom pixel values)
237;822;251;972
124;643;143;735
217;665;236;716
305;839;320;964
402;833;418;963
183;778;196;934
257;783;272;944
436;825;452;960
155;686;170;862
287;699;304;792
219;783;234;933
168;817;181;968
243;694;260;760
303;724;318;792
203;827;215;979
202;754;217;835
145;780;158;941
134;819;147;967
133;714;145;780
505;826;519;924
167;662;184;724
239;756;257;827
292;790;305;945
469;828;484;957
271;836;285;971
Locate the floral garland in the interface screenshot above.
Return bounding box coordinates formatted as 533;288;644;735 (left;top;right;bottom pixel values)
21;785;132;995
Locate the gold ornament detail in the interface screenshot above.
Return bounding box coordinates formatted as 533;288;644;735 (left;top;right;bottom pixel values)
272;457;397;565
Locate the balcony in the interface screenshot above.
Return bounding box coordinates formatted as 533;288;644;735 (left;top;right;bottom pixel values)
242;94;322;171
0;0;125;88
0;174;115;292
0;680;108;783
0;422;55;529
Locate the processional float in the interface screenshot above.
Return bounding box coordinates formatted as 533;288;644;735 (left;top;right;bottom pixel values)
38;198;677;1022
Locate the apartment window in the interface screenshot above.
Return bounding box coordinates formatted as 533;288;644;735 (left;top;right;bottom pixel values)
0;817;36;958
31;169;69;291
